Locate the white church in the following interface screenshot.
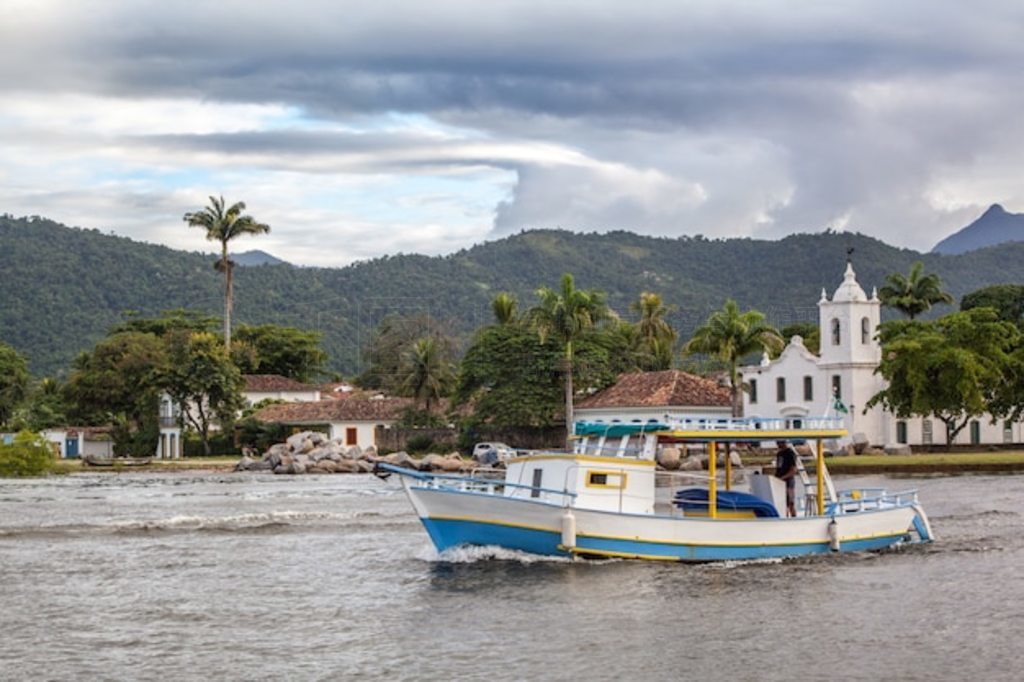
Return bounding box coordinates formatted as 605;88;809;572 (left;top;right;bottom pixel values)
739;262;1021;448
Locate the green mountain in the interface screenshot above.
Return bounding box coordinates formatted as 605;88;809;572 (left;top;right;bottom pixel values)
3;214;1024;378
932;204;1024;255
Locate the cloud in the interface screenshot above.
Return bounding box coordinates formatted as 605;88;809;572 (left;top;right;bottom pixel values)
2;1;1023;265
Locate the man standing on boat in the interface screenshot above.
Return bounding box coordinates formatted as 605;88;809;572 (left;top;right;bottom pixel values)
775;440;798;517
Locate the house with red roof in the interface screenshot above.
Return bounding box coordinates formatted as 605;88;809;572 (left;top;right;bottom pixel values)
243;374;321;407
254;396;413;449
575;369;732;425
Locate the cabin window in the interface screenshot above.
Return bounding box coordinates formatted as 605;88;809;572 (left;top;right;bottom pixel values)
776;377;786;402
831;375;842;402
803;376;813;402
970;421;981;445
586;470;627;489
922;419;933;445
1004;421;1013;444
345;427;357;446
749;379;758;404
896;421;908;444
861;317;871;344
831;318;841;346
531;468;543;498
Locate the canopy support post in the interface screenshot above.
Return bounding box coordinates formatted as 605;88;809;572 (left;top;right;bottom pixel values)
708;441;717;519
816;439;825;516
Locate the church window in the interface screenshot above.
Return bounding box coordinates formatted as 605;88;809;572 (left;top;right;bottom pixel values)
776;377;786;402
831;318;841;346
749;379;758;404
896;421;908;444
922;419;933;444
861;317;870;344
803;376;813;401
831;375;841;401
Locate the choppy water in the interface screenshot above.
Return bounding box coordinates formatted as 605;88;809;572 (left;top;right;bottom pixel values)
1;471;1021;681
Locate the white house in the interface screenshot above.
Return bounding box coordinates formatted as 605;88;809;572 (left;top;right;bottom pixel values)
576;369;733;424
739;262;1023;448
243;374;321;406
253;396;412;449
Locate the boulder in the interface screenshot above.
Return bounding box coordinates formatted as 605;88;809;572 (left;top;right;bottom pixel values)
435;456;466;472
345;445;363;459
884;444;912;455
234;455;255;471
335;459;361;473
356;460;375;473
362;445;378;459
678;455;704;471
383;451;416;469
852;432;870;455
419;454;444;471
657;447;682;471
315;460;339;473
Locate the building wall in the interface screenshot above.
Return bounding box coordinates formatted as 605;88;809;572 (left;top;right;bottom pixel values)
326;421;386;448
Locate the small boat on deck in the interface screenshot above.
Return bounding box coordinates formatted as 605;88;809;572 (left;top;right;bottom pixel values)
378;417;933;562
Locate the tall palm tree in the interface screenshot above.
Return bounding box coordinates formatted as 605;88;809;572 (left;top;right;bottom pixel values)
684;300;783;417
183;196;270;349
399;336;454;413
529;273;611;449
878;261;954;320
492;292;518;325
631;291;677;370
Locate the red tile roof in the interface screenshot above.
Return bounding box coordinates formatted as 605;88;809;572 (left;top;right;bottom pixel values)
243;374;317;392
577;370;731;409
254;397;413;423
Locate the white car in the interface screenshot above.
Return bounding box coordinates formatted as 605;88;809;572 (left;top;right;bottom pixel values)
472;442;516;465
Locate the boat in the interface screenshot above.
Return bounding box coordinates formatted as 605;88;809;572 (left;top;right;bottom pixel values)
377;417;933;562
82;455;153;467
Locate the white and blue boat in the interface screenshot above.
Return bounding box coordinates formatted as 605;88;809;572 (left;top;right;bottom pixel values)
378;418;933;562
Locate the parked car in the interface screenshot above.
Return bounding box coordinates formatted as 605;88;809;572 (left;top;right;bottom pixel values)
472;442;516;465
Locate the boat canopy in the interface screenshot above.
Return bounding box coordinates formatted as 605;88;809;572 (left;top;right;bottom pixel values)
573;421;669;438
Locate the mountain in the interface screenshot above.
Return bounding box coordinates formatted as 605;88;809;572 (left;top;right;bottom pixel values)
232;250;290;267
4;214;1024;378
932;204;1024;255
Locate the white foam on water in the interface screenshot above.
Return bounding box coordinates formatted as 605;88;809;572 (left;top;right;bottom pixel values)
422;544;574;564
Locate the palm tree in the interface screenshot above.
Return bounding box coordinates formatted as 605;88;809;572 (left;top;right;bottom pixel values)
878;261;954;320
183;196;270;349
399;336;454;413
529;273;611;449
684;300;783;417
492;292;518;325
631;291;677;370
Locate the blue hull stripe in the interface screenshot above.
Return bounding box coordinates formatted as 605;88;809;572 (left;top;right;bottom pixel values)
420;518;909;562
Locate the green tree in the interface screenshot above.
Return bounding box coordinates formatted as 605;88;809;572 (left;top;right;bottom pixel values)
630;291;677;370
780;322;821;355
867;308;1018;446
398;336;455;413
232;323;327;382
492;292;518;325
0;431;56;477
161;331;245;455
528;273;612;449
960;284;1024;325
0;341;30;428
10;378;67;432
683;299;783;417
63;331;167;456
113;309;219;337
357;313;455;392
878;261;954;320
183;196;270;349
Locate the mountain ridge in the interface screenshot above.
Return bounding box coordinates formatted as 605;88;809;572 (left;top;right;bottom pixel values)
932;203;1024;255
3;215;1024;378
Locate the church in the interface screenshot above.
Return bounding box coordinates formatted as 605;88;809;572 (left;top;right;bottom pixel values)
739;262;1021;448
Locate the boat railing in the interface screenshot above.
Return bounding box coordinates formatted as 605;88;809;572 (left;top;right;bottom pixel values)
418;469;578;505
826;488;920;514
659;415;845;433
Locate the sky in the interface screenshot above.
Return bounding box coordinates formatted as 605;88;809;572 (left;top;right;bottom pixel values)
2;0;1023;267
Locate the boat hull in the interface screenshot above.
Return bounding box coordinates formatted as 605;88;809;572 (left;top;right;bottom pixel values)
401;480;922;562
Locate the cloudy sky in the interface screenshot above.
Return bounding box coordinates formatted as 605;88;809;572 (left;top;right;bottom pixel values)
2;1;1022;267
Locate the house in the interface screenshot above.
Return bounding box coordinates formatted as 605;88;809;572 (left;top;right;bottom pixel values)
243;374;321;406
33;426;114;459
254;396;413;449
739;262;1024;447
575;369;733;424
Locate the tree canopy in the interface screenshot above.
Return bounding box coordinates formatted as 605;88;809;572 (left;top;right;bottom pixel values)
0;341;30;428
878;261;954;319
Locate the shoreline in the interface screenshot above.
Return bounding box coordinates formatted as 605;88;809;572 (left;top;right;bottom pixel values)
49;451;1024;476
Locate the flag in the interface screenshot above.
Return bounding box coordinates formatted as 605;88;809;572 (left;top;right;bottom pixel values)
832;397;849;414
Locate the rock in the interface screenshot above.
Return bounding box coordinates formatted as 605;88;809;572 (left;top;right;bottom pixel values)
273;464;289;475
335;459;361;473
362;445;378;459
345;445;363;459
292;461;307;474
316;460;339;473
678;455;704;471
235;455;255;471
794;444;813;458
728;450;743;468
307;447;330;462
294;453;312;467
851;432;870;454
435;456;466;472
266;443;290;458
383;451;416;469
657;447;682;470
884;444;912;455
356;460;375;473
419;454;443;471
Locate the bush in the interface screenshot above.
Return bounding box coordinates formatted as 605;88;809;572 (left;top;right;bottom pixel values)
405;434;436;454
0;431;57;477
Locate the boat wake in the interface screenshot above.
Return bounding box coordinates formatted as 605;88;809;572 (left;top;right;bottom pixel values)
425;544;574;564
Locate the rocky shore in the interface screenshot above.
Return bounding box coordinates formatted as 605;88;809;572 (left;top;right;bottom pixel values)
234;431;474;475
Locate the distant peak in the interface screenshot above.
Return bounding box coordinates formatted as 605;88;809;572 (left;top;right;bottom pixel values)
984;203;1006;216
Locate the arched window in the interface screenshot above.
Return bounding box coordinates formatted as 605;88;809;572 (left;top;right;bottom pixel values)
776;377;786;402
861;317;870;344
831;318;841;346
803;376;813;401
